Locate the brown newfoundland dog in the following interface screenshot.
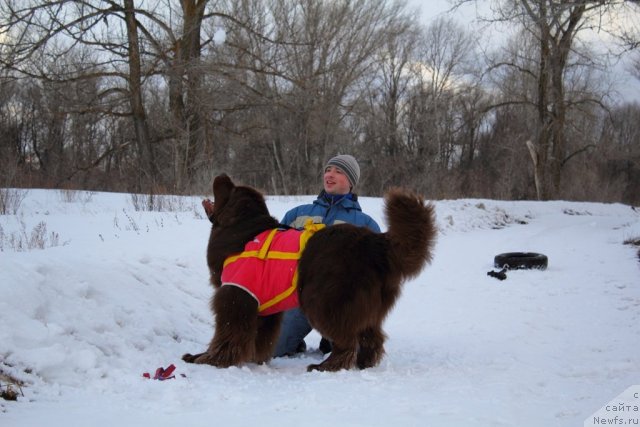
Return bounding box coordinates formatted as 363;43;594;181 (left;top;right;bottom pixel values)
183;174;437;372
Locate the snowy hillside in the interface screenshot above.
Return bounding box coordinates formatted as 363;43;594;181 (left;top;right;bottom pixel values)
1;188;639;427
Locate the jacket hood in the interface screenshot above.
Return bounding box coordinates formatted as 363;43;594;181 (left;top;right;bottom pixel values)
313;191;362;211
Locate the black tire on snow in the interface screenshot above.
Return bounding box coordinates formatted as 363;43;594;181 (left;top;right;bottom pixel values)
494;252;548;270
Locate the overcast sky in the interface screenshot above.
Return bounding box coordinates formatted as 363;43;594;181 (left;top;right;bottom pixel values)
406;0;640;103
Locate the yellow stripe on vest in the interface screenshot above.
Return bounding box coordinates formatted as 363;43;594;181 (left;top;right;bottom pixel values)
258;269;300;313
257;229;278;259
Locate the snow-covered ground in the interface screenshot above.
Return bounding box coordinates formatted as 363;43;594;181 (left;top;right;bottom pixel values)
1;188;639;427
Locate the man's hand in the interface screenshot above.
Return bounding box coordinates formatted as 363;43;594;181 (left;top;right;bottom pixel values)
202;199;215;223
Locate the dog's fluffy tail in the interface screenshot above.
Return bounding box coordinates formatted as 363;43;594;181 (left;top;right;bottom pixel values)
384;188;437;280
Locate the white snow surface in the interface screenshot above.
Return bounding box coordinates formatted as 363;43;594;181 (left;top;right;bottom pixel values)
1;189;639;426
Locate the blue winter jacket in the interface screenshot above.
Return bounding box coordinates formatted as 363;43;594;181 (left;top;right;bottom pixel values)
281;191;380;233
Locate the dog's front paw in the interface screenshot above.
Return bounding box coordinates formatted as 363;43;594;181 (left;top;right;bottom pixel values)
182;352;205;364
307;362;343;372
183;350;239;368
182;352;221;365
306;363;323;372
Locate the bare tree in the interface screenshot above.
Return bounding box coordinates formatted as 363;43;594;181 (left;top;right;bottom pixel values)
422;15;476;169
462;0;630;200
205;0;416;194
0;1;160;189
596;103;640;204
0;0;232;191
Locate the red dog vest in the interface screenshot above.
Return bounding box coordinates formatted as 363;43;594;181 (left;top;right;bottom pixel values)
221;222;325;316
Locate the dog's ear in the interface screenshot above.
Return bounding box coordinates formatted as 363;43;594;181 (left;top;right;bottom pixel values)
213;174;234;204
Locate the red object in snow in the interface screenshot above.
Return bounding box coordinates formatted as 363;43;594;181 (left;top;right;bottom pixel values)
142;364;176;380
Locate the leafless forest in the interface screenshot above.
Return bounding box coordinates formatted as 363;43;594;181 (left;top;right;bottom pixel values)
1;0;639;203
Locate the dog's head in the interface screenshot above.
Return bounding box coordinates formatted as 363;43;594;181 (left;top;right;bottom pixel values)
210;174;271;228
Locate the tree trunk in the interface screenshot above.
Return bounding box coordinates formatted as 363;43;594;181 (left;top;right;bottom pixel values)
123;0;156;189
524;0;587;200
168;0;208;191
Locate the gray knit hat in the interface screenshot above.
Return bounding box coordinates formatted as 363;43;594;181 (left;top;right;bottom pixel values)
325;154;360;188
